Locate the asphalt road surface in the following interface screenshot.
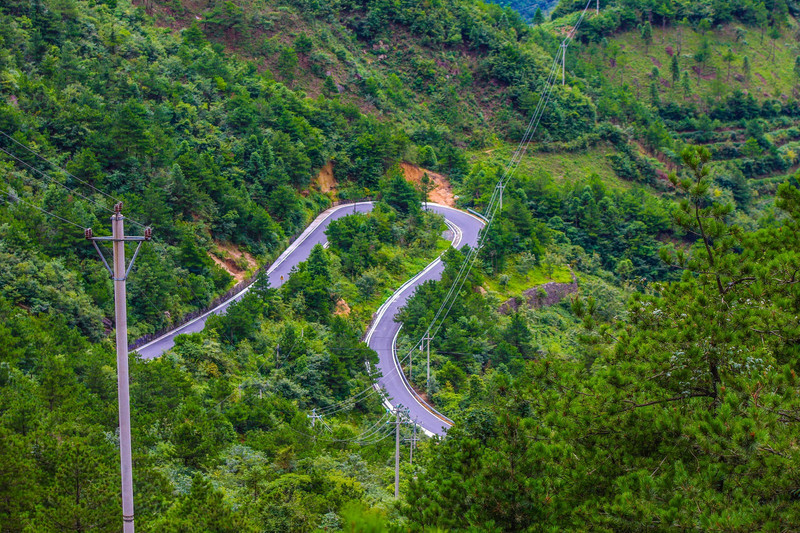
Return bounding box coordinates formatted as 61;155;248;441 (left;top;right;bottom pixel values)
133;201;374;360
133;201;484;436
364;205;483;436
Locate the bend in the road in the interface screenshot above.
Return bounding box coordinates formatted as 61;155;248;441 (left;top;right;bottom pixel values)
131;201;485;437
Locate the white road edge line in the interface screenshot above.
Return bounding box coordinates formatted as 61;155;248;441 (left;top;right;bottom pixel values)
364;210;468;435
391;326;440;438
363;213;460;347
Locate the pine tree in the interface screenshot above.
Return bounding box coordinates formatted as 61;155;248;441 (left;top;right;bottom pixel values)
681;70;692;97
532;7;544;25
742;55;751;85
794;56;800;87
768;25;781;60
639;21;653;53
322;75;338;97
153;475;248;532
723;47;736;81
38;439;119;532
650;81;660;105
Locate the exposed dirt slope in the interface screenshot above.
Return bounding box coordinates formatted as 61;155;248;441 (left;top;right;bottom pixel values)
315;161;336;193
400;162;455;207
208;241;258;282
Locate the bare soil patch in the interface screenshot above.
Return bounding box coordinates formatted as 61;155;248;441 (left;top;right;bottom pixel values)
334;298;351;316
315;161;337;193
208;241;258;282
498;277;579;315
400;162;455;207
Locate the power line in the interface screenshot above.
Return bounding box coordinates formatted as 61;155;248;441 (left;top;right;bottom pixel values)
0;130;149;229
282;410;397;445
0;188;87;231
0;145;119;217
0;129;121;204
415;0;595;349
327;2;595;419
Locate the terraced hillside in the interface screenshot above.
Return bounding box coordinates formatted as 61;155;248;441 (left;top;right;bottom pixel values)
527;8;800;210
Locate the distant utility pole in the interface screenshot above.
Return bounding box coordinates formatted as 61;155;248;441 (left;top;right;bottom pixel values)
308;408;318;428
394;406;402;498
409;342;412;383
561;42;567;85
409;419;418;466
597;0;599;15
87;203;151;533
423;332;432;391
496;182;505;211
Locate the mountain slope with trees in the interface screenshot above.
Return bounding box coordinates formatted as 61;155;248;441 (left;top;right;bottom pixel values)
2;0;800;530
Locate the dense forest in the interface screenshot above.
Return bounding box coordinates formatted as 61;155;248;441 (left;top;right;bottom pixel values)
1;0;800;530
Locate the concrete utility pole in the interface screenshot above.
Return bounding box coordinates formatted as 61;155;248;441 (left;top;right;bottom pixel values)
409;342;412;383
497;182;505;211
394;406;401;498
308;408;318;428
409;420;418;466
424;332;432;391
87;203;151;533
561;42;567;85
597;0;599;15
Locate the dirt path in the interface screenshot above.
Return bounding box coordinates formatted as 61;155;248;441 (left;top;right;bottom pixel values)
400;162;455;207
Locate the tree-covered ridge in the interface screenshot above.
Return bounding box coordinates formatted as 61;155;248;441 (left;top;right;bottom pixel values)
488;0;557;21
0;0;417;339
135;0;607;148
400;150;800;530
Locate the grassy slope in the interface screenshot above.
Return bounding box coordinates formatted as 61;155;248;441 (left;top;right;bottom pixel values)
469;141;629;187
562;15;800;102
483;262;573;297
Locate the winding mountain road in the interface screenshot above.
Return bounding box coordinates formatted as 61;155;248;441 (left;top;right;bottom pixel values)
132;201;484;436
364;205;483;436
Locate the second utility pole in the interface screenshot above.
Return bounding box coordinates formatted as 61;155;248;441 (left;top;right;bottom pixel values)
394;406;401;498
424;332;431;391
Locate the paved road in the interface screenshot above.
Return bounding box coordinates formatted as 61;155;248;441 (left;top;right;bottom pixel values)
364;205;483;436
134;202;375;360
132;201;484;437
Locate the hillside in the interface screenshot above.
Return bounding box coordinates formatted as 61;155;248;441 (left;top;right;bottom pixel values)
487;0;558;20
2;0;800;530
576;18;800;101
136;0;542;150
